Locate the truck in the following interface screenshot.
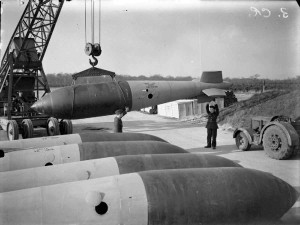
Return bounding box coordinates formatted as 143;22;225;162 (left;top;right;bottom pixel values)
233;115;300;159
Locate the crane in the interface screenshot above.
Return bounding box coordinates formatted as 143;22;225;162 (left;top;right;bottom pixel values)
0;0;73;140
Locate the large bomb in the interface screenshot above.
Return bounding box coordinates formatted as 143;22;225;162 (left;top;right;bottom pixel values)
0;153;240;192
31;72;231;119
0;168;298;224
0;132;166;151
0;141;185;172
0;153;242;193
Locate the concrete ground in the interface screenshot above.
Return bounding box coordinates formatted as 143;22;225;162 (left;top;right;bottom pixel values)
1;111;299;224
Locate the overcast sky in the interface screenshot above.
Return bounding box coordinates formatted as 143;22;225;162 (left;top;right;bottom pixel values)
0;0;299;79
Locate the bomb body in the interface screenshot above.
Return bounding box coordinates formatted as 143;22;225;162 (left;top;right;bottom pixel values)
0;168;298;224
0;141;185;172
0;153;241;192
32;78;231;119
0;132;166;151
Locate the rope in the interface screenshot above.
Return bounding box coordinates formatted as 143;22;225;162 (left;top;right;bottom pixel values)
113;77;128;107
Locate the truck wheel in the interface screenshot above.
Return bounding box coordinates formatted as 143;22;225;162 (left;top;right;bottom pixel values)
22;119;34;139
7;120;19;140
263;125;295;159
59;119;73;135
46;117;60;136
235;131;251;151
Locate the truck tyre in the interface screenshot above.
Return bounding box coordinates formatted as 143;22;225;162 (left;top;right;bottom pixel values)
59;119;73;135
7;120;19;140
46;117;60;136
235;131;251;151
22;119;34;139
263;125;295;159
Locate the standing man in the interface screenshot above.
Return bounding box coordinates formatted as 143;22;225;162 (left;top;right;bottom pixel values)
114;107;129;133
205;101;219;149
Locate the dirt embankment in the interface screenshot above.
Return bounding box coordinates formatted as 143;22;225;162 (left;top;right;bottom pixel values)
218;90;300;129
184;90;300;130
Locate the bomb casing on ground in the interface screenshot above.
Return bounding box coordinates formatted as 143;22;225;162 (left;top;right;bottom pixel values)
0;168;298;224
0;153;242;192
0;141;185;172
0;132;166;151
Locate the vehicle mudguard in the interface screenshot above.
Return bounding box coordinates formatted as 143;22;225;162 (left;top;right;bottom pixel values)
260;122;299;148
233;128;253;144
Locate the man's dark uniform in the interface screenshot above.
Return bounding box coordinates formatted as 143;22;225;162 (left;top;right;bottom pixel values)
114;109;127;133
205;103;219;148
114;117;123;133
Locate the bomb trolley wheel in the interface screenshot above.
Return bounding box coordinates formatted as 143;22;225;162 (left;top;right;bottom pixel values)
7;120;19;140
46;117;60;136
21;119;34;139
59;119;73;135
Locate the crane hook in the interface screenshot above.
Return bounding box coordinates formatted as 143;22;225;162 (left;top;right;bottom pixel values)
89;55;98;67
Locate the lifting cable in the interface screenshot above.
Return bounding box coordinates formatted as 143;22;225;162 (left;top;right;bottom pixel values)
84;0;101;45
84;0;87;44
83;0;127;108
91;0;94;44
84;0;101;66
98;0;101;44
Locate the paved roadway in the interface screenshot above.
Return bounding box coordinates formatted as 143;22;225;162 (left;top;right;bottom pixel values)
1;111;299;224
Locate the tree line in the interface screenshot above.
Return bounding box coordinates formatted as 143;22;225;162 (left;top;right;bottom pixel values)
46;73;300;92
224;76;300;92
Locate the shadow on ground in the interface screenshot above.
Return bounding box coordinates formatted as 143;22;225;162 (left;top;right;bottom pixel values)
73;120;198;133
0;119;200;141
186;144;264;155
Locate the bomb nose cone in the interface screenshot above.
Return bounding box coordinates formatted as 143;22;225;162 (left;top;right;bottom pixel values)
30;102;37;111
31;93;52;115
31;87;74;119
